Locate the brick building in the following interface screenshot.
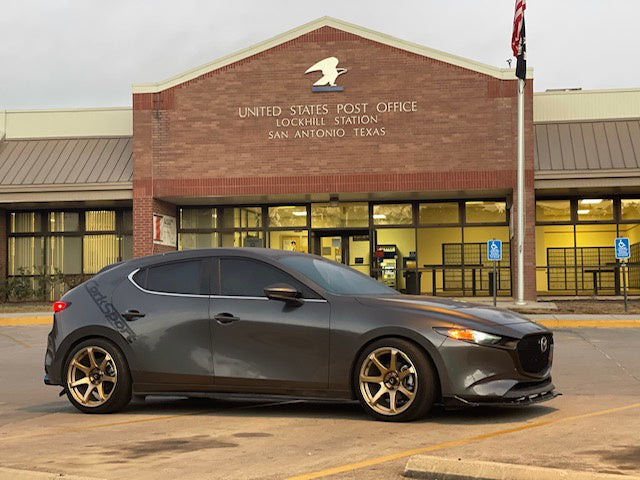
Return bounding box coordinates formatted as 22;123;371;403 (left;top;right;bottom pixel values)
1;18;639;300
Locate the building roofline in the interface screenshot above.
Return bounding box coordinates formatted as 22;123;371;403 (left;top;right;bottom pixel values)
533;88;640;122
1;108;132;139
132;16;531;94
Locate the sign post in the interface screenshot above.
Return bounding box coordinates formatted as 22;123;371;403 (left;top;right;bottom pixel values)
615;237;630;313
487;240;502;307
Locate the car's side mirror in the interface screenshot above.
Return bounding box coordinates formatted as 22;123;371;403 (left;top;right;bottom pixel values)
264;283;304;306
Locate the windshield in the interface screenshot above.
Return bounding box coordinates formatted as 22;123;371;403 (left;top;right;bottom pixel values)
280;255;399;296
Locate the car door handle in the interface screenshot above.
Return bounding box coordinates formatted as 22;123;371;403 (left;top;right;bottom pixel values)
214;313;240;324
122;309;146;321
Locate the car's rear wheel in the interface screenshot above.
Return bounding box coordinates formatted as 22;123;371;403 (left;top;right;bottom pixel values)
64;338;131;414
354;338;436;422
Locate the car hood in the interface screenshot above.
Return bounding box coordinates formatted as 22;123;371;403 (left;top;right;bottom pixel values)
355;294;547;336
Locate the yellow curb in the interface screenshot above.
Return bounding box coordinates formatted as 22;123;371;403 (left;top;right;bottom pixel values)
537;320;640;328
0;316;52;326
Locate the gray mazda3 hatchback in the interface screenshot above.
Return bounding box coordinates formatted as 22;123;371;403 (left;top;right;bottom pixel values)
45;248;557;421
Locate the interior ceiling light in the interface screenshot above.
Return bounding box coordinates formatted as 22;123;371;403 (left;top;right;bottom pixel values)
577;209;590;214
292;211;307;216
581;199;603;204
373;214;387;219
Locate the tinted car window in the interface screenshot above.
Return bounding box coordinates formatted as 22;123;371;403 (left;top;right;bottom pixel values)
280;255;398;295
143;260;205;295
219;257;318;298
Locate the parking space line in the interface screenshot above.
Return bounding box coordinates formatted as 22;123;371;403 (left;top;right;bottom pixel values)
285;401;640;480
0;316;52;326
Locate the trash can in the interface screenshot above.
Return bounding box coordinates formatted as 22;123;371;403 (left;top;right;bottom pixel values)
405;271;421;295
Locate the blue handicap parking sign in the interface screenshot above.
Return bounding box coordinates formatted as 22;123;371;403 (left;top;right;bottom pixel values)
487;240;502;261
615;237;630;260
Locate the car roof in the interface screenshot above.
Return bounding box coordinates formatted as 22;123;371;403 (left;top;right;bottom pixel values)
123;247;318;268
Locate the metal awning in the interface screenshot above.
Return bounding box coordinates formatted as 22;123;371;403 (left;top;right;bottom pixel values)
534;120;640;193
0;137;132;204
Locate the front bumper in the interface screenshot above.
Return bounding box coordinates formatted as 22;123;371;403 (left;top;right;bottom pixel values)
444;389;560;408
436;334;556;404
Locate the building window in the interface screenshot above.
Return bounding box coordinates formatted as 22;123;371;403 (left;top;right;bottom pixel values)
6;209;133;297
419;202;459;225
268;206;308;228
372;204;413;225
180;208;217;229
221;207;262;229
536;200;571;223
576;198;613;222
465;201;507;223
621;199;640;221
10;212;42;233
311;203;368;228
49;212;80;232
535;197;639;296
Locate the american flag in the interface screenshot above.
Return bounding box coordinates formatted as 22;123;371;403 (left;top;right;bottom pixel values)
511;0;527;80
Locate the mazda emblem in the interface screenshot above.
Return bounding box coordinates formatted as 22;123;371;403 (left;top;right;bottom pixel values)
539;336;548;353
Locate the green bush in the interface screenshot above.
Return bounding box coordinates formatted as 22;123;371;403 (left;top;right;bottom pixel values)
2;267;67;302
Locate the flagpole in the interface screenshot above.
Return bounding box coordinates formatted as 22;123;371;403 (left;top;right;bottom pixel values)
516;77;526;305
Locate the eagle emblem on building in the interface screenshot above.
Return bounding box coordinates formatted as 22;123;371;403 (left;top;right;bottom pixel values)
305;57;348;92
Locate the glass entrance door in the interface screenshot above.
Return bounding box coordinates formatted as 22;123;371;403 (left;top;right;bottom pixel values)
314;232;370;276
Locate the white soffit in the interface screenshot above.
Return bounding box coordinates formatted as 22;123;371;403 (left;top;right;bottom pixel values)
132;16;531;94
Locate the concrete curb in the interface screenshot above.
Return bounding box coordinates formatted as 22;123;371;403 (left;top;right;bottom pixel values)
403;455;640;480
0;466;104;480
0;315;52;326
526;314;640;320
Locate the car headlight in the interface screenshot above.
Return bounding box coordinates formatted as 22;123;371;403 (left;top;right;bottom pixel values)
434;327;502;345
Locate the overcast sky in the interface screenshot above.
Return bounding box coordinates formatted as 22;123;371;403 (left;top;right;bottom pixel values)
1;0;636;110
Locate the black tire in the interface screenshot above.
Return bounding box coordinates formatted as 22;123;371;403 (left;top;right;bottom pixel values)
354;338;437;422
63;338;132;414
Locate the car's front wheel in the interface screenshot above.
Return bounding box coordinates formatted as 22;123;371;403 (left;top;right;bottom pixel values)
64;338;131;414
354;338;437;422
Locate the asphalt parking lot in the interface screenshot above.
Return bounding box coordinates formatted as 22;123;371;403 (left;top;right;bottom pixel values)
1;322;639;480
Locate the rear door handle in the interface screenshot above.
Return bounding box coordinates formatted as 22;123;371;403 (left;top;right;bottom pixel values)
122;309;146;321
213;313;240;324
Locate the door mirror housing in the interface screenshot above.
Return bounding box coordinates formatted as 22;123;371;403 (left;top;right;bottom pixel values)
264;284;303;306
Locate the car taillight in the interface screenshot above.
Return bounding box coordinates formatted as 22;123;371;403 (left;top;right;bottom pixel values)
53;301;68;312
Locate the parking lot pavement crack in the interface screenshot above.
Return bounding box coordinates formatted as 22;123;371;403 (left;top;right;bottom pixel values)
572;330;640;385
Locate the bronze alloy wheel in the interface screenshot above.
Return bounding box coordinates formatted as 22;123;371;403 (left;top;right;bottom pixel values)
355;338;437;421
67;346;117;407
64;339;131;414
359;346;418;416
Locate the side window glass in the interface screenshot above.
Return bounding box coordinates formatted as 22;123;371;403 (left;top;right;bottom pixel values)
144;260;205;295
219;257;318;298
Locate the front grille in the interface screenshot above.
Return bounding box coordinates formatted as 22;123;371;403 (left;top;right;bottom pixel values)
517;333;553;374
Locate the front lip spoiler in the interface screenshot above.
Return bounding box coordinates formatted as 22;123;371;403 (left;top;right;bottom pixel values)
444;390;561;409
